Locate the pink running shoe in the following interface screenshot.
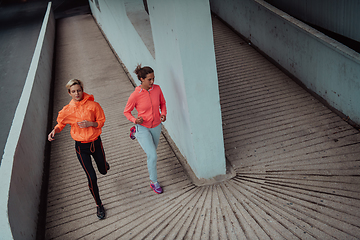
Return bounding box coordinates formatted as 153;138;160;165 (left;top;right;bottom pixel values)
150;181;163;194
130;126;136;140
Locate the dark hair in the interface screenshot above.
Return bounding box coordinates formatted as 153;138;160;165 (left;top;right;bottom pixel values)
134;64;154;80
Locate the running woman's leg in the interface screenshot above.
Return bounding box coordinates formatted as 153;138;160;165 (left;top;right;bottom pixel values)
75;141;102;206
135;124;161;183
91;137;109;175
149;124;162;149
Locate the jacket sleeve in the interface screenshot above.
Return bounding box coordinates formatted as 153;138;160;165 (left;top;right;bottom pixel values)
124;93;137;123
54;108;67;132
159;88;167;116
95;102;106;128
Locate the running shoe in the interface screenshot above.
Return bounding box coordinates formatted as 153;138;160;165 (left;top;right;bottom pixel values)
97;204;106;219
130;126;136;140
150;181;163;194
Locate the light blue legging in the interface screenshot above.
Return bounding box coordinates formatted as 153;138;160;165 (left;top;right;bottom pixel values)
135;123;162;182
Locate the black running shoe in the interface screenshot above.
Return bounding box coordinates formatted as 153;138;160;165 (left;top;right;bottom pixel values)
106;162;110;171
97;205;106;219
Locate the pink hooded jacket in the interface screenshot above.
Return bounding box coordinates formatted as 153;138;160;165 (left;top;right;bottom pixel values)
124;84;167;128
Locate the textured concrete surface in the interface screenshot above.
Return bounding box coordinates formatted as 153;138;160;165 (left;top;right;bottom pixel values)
211;0;360;126
0;0;47;165
0;3;54;239
44;14;360;239
0;0;90;166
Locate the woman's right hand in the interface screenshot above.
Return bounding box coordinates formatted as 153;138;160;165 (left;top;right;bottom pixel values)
135;116;143;124
48;129;56;142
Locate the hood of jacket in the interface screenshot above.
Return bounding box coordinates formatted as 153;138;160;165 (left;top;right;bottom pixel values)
69;92;94;107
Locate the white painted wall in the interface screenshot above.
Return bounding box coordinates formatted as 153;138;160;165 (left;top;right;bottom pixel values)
90;0;156;83
0;3;55;239
149;0;226;178
90;0;226;179
210;0;360;125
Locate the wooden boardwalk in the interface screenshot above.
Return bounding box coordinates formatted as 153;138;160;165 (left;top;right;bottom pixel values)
44;14;360;239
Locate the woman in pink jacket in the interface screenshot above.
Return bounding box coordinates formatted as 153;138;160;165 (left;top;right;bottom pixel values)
124;65;167;194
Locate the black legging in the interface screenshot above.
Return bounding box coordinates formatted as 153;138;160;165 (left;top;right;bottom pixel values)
75;136;108;206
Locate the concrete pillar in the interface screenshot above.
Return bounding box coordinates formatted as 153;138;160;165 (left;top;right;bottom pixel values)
148;0;226;179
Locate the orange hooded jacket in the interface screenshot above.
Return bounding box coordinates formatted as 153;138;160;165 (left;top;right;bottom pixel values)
55;92;105;142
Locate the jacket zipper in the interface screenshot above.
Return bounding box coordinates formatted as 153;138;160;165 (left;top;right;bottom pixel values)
148;91;154;128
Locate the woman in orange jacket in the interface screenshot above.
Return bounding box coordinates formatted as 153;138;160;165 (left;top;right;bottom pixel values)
48;79;109;220
124;65;167;194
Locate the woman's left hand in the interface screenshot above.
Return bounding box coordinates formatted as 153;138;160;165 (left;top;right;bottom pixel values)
77;120;98;128
161;115;166;122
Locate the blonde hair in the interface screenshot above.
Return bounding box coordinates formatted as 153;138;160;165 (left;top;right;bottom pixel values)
65;79;83;92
